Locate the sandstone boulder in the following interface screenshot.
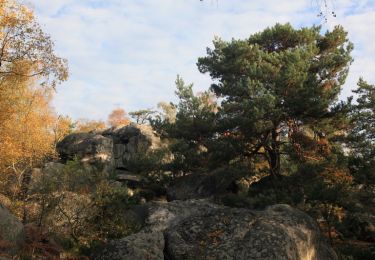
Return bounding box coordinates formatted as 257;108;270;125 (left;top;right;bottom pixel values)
92;232;164;260
0;204;25;256
56;132;113;170
164;203;337;260
103;123;162;171
94;200;337;260
56;124;162;174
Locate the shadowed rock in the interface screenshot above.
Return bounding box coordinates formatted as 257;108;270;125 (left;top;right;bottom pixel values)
93;200;337;260
0;204;25;256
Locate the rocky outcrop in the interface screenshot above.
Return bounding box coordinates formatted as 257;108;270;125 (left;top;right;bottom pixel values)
93;200;337;260
56;132;113;170
102;124;162;172
56;124;162;176
0;204;25;256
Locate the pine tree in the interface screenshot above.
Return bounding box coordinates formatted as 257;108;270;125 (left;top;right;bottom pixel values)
348;79;375;184
197;23;353;177
153;76;218;175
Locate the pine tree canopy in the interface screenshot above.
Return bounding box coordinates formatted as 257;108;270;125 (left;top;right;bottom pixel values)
197;23;353;176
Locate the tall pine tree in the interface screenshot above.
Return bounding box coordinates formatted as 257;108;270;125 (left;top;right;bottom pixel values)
197;23;353;177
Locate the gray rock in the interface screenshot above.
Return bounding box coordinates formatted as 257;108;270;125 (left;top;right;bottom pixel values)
0;204;25;255
163;203;337;260
145;199;221;232
56;132;113;170
116;172;142;182
56;124;162;174
92;231;164;260
103;124;162;172
93;200;337;260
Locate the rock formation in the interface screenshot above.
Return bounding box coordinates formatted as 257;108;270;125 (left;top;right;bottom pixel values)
0;204;25;256
93;199;338;260
56;123;162;180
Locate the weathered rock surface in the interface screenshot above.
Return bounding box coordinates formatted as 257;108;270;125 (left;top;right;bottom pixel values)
165;203;336;260
92;232;164;260
56;124;162;175
0;204;25;255
94;200;337;260
102;123;162;171
56;132;113;169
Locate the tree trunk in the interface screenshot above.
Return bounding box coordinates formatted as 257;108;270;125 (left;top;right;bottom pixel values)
267;128;281;177
19;167;33;224
18;167;32;200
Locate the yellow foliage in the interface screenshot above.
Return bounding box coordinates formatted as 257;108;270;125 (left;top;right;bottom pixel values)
75;118;106;132
52;115;74;146
0;0;68;88
0;73;56;191
107;108;131;128
0;0;68;204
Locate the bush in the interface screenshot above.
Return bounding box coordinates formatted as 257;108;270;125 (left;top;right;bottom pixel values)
29;158;140;256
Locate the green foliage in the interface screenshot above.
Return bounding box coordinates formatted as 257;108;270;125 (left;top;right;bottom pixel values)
197;23;353;176
29;158;138;255
348;79;375;184
125;148;172;188
152;75;218;175
129;109;156;124
89;180;139;239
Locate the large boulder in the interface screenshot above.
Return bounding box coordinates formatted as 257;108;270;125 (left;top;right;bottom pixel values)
92;232;164;260
102;124;162;171
0;204;25;256
56;124;162;174
164;203;337;260
93;200;337;260
56;132;113;170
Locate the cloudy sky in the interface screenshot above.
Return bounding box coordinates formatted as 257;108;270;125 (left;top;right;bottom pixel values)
26;0;375;120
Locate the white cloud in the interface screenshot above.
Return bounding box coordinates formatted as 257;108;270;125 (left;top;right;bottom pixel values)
26;0;375;120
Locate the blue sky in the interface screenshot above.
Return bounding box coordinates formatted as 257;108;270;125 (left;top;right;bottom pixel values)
26;0;375;120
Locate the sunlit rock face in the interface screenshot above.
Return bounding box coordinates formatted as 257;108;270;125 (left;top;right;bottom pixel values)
56;132;114;171
56;123;162;176
102;123;162;172
93;200;338;260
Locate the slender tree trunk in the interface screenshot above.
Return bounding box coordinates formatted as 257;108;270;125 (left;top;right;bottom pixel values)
19;167;33;224
267;128;281;177
19;168;32;200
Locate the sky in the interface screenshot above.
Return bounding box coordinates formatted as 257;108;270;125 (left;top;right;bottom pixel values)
25;0;375;120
